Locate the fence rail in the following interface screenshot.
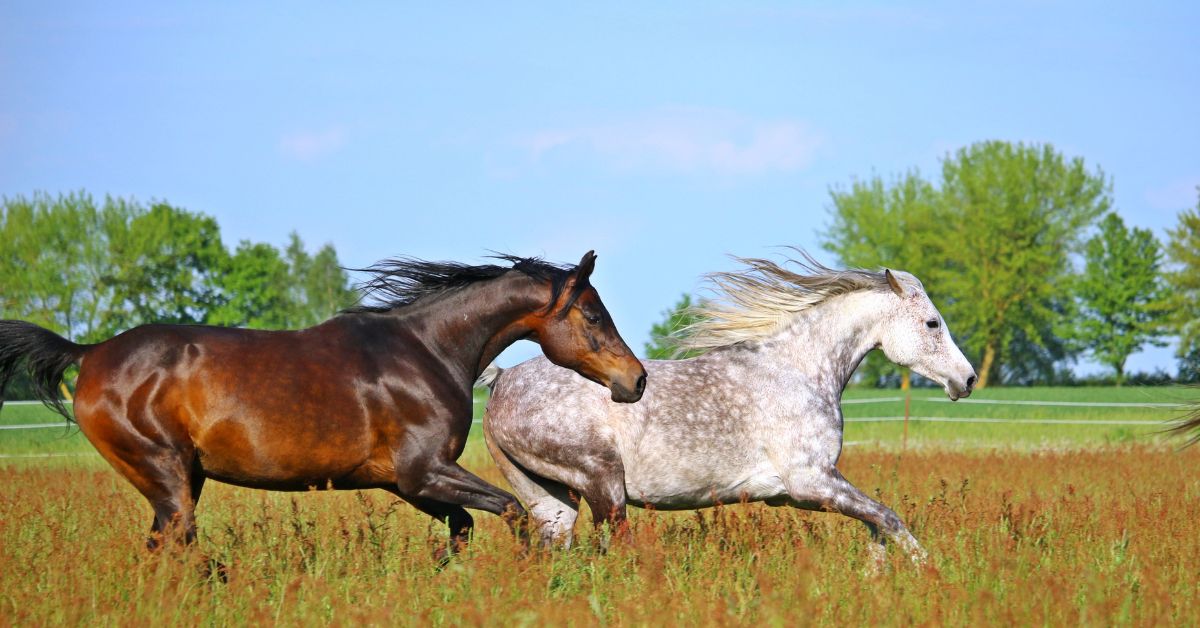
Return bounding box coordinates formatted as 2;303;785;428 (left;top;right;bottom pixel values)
8;397;1186;408
840;397;1185;409
846;416;1162;426
2;395;1182;433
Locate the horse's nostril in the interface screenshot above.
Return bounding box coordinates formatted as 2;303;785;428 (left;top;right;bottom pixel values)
966;375;977;389
635;374;647;395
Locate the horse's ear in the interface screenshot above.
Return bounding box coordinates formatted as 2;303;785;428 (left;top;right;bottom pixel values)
885;269;906;297
551;251;597;316
574;250;597;285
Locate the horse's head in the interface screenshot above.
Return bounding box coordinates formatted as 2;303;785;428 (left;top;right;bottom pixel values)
877;269;977;400
531;251;646;403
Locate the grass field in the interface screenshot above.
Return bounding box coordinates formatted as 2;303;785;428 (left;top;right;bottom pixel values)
2;386;1199;624
840;386;1200;449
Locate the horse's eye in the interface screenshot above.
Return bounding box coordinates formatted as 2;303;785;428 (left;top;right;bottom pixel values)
583;310;602;325
926;319;940;329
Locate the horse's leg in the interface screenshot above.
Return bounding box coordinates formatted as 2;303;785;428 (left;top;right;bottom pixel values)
395;460;527;552
784;467;925;563
185;470;229;580
527;480;580;550
579;472;631;550
395;494;475;564
73;394;203;551
138;456;200;551
483;427;579;549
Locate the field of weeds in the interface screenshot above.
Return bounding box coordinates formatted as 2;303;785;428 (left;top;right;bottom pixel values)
3;441;1198;625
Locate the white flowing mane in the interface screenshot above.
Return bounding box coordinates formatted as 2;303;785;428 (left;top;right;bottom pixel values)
672;252;891;353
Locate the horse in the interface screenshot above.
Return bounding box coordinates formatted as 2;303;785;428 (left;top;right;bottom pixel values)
0;251;647;561
480;253;976;562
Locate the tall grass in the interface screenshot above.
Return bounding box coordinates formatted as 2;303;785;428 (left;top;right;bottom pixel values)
3;445;1198;625
3;387;1198;624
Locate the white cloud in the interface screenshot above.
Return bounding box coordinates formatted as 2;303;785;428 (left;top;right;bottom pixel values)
520;108;822;176
279;126;347;161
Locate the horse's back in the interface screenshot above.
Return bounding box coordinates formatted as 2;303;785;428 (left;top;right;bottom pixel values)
72;320;397;490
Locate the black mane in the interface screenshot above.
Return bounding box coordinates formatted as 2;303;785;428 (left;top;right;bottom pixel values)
344;254;576;314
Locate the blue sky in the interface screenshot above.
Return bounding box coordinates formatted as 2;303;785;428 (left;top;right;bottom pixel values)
2;2;1197;373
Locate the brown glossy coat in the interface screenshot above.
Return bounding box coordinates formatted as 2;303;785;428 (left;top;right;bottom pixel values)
0;252;645;557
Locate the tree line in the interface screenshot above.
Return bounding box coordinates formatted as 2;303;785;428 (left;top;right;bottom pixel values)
647;141;1200;388
1;191;357;397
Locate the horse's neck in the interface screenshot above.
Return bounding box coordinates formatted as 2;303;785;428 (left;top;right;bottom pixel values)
750;290;884;400
386;274;544;386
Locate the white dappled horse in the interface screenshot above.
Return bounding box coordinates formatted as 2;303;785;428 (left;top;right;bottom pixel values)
480;254;976;562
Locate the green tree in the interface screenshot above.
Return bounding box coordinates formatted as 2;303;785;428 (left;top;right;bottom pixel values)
1072;212;1170;385
2;192;143;397
101;202;228;334
645;294;702;360
2;191;357;400
283;232;356;327
934;141;1109;387
1176;346;1200;384
1165;189;1200;372
822;171;939;387
211;233;355;330
0;192;116;342
210;241;292;329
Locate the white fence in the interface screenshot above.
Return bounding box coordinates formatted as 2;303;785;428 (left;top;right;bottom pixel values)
840;397;1185;409
2;396;1184;432
836;396;1186;426
1;393;1190;459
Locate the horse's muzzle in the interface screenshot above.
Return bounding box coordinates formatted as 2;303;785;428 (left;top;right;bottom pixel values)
947;374;977;401
610;371;647;403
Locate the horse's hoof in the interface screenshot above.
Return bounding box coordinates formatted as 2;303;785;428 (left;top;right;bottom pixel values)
432;545;453;569
856;542;887;576
202;558;230;583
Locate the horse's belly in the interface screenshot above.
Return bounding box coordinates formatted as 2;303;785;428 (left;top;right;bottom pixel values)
199;452;371;490
194;419;374;490
624;466;785;510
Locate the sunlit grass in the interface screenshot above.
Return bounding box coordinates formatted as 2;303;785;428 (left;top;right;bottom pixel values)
3;387;1200;623
2;446;1198;624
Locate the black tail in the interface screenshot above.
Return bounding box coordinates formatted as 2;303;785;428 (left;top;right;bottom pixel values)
1168;403;1200;448
0;321;88;421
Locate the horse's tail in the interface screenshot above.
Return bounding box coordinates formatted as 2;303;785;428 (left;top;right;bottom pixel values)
474;362;504;391
0;320;90;421
1167;402;1200;447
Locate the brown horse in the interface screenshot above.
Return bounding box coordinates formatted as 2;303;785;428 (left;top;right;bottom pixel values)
0;251;646;559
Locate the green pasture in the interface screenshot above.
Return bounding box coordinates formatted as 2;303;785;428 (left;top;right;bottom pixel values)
2;386;1198;461
840;386;1200;449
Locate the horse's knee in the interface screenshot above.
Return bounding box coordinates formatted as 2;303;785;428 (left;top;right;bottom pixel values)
875;507;908;537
